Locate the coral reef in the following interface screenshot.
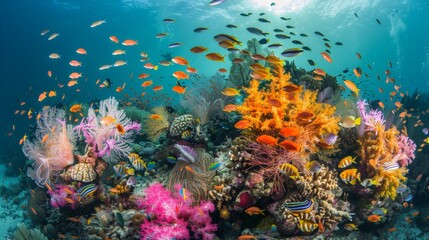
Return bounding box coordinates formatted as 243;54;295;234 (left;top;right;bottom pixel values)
12;223;48;240
357;100;416;199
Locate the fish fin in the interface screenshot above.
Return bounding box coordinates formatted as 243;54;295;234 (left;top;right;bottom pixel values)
154;65;158;70
356;172;361;182
350;179;356;185
355;117;361;126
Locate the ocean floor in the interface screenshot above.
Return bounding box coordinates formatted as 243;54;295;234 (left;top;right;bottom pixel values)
0;164;27;239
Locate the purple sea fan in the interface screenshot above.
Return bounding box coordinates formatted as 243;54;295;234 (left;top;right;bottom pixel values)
74;97;140;162
174;144;198;163
394;134;416;167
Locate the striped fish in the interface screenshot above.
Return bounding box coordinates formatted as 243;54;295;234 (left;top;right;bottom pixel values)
132;159;147;171
76;184;98;200
298;219;318;233
285;199;314;213
181;130;192;141
278;163;300;179
383;161;399;171
338;156;357;168
128;153;141;162
114;164;135;177
340;168;360;185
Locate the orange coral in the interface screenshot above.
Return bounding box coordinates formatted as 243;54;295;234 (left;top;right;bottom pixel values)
235;62;340;160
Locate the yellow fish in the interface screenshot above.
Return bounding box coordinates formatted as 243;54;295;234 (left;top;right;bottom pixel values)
221;87;240;96
338;156;357;168
340;168;360;185
343;80;360;96
298;219;318;233
278;163;300;180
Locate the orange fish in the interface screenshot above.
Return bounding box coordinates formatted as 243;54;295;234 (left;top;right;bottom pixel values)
205;52;225;62
141;80;153;87
68;80;78;87
234;120;251;129
138;73;150;79
69;72;82;79
143;62;158;70
313;68;326;77
378;101;385;109
69;60;82;67
184;165;195;174
343;80;359;96
152;85;163;91
256;135;278;145
90;19;106;28
190;46;208;53
38;91;47;102
48;90;56;97
109;35;119;43
41;134;49;144
279;140;301;151
245;206;265;216
268;98;282;107
122;39;138;46
186;67;198;73
223;104;237;112
237;235;256;240
116;123;125;135
279;127;300;137
69;104;82;112
321;52;332;63
64;197;75;204
172;85;186;94
150;114;162;119
353;68;361;78
116;83;126;93
172;71;189;80
76;48;87;55
31;207;38;215
221;87;240;96
172;56;189;65
367;214;381;222
218;68;227;73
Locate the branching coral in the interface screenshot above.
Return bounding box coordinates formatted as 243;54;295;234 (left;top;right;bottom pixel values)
143;106;170;142
23;107;75;186
74;97;140;162
278;167;350;234
357;99;416;199
136;183;217;240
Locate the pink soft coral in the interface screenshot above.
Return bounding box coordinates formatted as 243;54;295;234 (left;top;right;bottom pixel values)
136;183;217;240
394;134;416;167
23;107;75;186
48;184;77;209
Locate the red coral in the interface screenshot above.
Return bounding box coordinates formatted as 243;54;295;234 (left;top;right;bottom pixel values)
136;183;217;240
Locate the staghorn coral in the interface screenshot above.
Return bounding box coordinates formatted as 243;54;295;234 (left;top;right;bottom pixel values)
143;106;170;142
74;97;140;162
167;148;215;204
357;99;416;199
23;107;76;186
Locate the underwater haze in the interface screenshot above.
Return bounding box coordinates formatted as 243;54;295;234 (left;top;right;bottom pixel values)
1;0;429;239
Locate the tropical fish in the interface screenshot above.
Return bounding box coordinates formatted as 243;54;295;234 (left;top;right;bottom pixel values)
367;214;381;222
48;53;60;59
278;163;300;179
256;135;278;145
193;27;208;32
298;219;318;233
338;156;357;168
306;161;322;173
321;52;333;63
209;0;227;6
246;27;268;36
90;20;106;28
116;123;125;134
279;127;300;137
205;52;224;62
113;164;135;177
102;78;111;88
172;85;186;94
168;42;182;48
278;140;301;152
285;199;314;213
343;80;360;95
48;33;59;40
190;46;208;53
132;159;146;171
214;34;242;45
339;116;361;128
69;104;82;112
100;116;116;125
344;223;358;231
112;49;126;55
172;56;189;65
76;184;98;200
172;71;189;80
340;168;360;185
221;87;240;96
122;39;138;46
109;35;119;43
245;207;264;216
234;120;251;129
208;162;222;171
360;178;378;187
281;48;303;57
76;48;87;54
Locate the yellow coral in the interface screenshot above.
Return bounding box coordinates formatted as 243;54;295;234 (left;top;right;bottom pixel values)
359;122;407;199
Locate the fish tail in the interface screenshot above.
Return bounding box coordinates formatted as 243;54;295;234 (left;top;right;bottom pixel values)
154;65;158;70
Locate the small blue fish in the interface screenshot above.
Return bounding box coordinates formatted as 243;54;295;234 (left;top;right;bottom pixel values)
147;161;156;170
168;42;182;48
271;224;277;232
208;162;222;171
405;194;413;202
423;128;428;135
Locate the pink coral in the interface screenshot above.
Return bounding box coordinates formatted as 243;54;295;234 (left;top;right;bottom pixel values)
394;134;416;167
74;97;140;161
136;183;217;240
23;107;75;186
357;99;386;134
48;184;77;209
